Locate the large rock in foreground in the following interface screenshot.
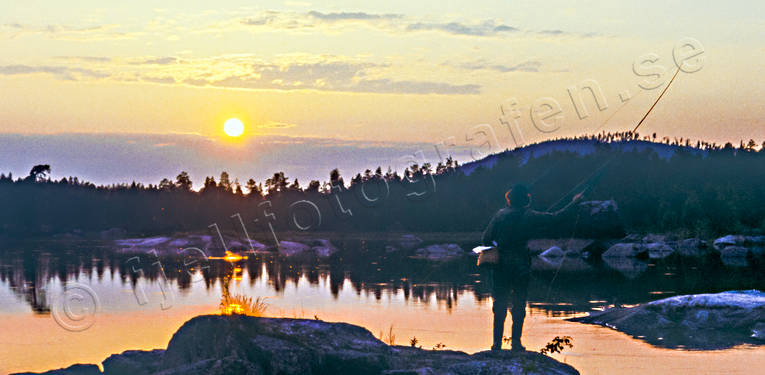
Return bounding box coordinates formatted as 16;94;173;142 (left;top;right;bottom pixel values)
18;315;579;375
570;290;765;349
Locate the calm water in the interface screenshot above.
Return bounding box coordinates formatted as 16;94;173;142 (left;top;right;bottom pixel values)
1;238;764;375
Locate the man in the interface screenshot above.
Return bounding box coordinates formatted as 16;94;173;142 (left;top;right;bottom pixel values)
482;183;583;351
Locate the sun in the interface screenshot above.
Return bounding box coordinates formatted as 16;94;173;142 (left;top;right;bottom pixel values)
224;118;245;137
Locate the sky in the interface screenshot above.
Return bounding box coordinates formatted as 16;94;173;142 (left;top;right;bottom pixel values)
1;1;764;185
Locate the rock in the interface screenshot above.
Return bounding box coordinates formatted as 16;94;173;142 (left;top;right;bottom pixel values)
579;200;618;215
12;364;101;375
601;256;649;279
642;233;675;244
21;315;579;375
532;256;593;272
309;239;340;258
645;242;675;259
387;346;579;375
276;239;339;260
114;234;264;257
102;350;163;375
676;238;709;257
539;246;564;258
277;241;312;256
398;234;424;250
568;200;625;239
602;243;646;258
753;322;765;340
413;244;465;261
570;290;765;349
712;234;765;250
99;228;127;240
527;239;594;257
720;246;750;258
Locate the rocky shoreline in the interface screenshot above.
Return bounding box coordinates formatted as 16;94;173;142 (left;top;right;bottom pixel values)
570;290;765;349
15;315;580;375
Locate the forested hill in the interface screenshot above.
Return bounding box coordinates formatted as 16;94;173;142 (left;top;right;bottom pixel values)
1;136;764;239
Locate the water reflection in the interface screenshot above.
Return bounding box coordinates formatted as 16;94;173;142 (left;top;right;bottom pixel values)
1;239;764;324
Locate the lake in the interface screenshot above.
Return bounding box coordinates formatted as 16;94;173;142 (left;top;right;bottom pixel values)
1;237;764;375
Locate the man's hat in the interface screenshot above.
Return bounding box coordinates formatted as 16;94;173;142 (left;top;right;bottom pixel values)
506;183;530;207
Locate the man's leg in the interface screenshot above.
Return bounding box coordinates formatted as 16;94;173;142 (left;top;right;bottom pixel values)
491;269;511;350
509;272;530;351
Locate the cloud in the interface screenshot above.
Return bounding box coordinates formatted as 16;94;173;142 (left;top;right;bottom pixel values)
140;75;176;84
3;54;480;95
0;64;109;80
1;23;139;41
306;11;402;22
132;57;178;65
453;60;543;73
405;20;518;36
257;121;297;129
55;56;112;63
538;29;565;35
236;11;517;38
182;59;481;94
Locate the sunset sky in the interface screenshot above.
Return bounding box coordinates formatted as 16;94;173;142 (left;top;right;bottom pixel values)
1;1;764;185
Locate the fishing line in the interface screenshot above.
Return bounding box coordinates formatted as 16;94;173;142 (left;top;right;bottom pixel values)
542;65;683;300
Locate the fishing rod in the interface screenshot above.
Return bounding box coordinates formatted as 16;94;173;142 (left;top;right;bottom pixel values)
633;67;681;134
547;66;683;209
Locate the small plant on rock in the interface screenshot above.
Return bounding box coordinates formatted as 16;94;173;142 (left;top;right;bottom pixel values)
540;336;573;356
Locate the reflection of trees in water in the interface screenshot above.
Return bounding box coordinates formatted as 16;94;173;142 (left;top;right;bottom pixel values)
2;243;764;315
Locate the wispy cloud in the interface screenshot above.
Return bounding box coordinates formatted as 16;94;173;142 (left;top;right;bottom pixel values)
131;57;179;65
1;23;139;41
405;20;518;36
0;65;108;80
54;56;112;63
451;59;543;73
1;55;481;95
306;11;403;22
257;121;297;129
236;10;518;38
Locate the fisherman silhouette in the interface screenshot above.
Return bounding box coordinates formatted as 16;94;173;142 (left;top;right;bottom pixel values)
482;184;583;351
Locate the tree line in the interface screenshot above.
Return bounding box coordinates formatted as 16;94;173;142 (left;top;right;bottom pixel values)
2;134;765;239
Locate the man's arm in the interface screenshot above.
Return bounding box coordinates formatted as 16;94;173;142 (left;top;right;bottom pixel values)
527;192;585;227
481;214;498;246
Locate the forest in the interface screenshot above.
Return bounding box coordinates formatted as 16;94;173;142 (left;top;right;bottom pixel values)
2;133;764;239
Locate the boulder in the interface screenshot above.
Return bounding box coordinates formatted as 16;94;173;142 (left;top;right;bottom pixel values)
601;256;649;279
12;364;101;375
102;350;163;375
309;239;340;258
539;246;564;258
713;234;765;250
398;234;424;250
571;200;625;238
412;244;465;261
720;246;750;258
114;234;263;257
16;315;580;375
277;241;312;257
532;256;594;273
753;322;765;340
645;242;675;259
570;290;765;349
602;243;646;258
527;239;594;257
676;238;709;257
277;239;339;260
